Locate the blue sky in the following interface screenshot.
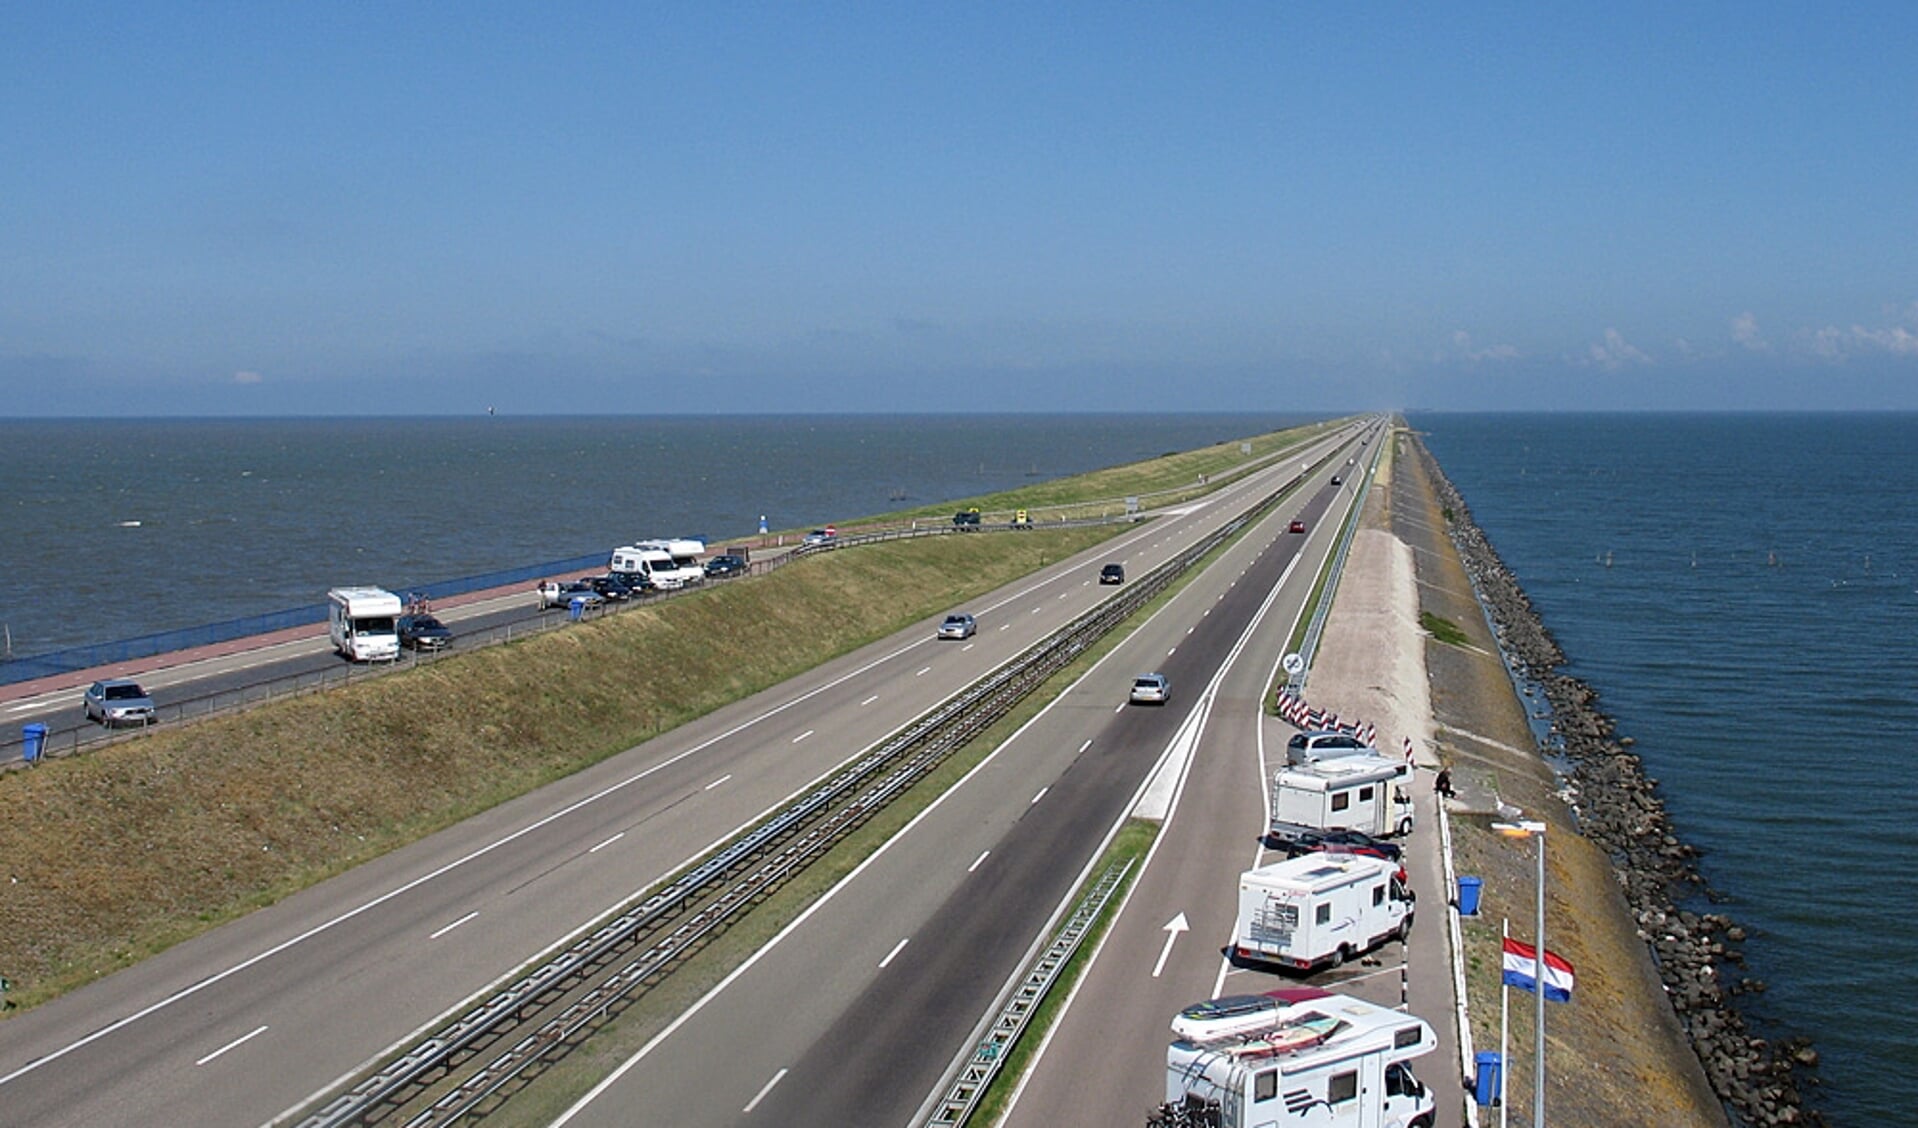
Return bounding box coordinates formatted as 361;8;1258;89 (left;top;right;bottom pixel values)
4;3;1915;414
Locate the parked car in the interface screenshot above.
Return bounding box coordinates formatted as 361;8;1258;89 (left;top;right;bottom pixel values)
1130;672;1170;705
538;579;606;610
938;613;977;640
587;575;637;602
1283;828;1404;864
397;613;453;651
1289;520;1307;533
704;554;748;579
1099;563;1126;585
83;678;156;727
803;528;836;545
953;508;981;529
1285;730;1375;766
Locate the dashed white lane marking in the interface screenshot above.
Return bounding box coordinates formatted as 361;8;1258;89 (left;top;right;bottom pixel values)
1168;647;1177;656
1058;592;1069;600
1187;626;1194;634
429;912;478;940
879;937;910;968
969;851;990;873
792;730;814;744
999;623;1011;631
916;666;932;677
589;832;625;853
743;1068;788;1113
704;774;733;791
195;1025;268;1066
1029;607;1042;615
860;695;878;706
1115;703;1127;714
1078;739;1093;754
961;643;975;652
1031;787;1048;805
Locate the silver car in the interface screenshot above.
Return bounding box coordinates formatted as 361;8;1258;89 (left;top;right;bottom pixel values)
84;678;157;727
937;613;977;640
1129;673;1170;705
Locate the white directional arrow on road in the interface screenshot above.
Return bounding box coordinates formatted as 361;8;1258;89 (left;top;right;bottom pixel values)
1152;913;1190;978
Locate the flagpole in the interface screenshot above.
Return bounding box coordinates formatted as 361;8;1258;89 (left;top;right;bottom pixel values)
1500;917;1510;1128
1533;827;1547;1128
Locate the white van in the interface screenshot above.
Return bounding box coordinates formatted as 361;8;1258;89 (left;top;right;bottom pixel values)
327;587;403;663
1269;754;1415;841
1231;853;1414;972
612;539;705;590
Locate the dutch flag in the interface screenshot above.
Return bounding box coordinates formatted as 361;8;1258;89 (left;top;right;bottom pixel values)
1501;937;1574;1003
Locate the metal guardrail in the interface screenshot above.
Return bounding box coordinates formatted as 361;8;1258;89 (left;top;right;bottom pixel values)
295;453;1320;1128
924;858;1135;1127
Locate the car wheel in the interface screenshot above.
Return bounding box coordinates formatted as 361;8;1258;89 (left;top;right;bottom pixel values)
1397;817;1414;837
1329;944;1349;969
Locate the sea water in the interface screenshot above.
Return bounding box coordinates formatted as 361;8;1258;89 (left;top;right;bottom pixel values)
1416;412;1918;1123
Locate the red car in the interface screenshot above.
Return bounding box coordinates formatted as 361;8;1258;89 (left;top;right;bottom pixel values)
1289;520;1307;533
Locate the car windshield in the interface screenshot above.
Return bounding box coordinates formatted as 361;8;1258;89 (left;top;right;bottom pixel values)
104;684;147;700
414;617;444;630
946;616;967;624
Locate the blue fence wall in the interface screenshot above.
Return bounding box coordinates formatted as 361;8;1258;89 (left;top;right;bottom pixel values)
0;550;607;686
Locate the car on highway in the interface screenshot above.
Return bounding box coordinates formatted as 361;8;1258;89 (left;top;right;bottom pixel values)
803;528;837;545
937;613;977;640
1331;475;1343;486
703;554;748;579
1130;672;1170;705
1281;828;1404;864
952;507;981;529
1099;563;1125;585
397;614;453;651
83;678;157;727
1289;520;1307;533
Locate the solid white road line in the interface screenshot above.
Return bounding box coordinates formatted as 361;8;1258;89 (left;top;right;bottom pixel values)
969;851;990;873
429;912;478;940
196;1025;269;1067
704;774;733;791
879;937;910;969
588;832;625;853
742;1068;788;1113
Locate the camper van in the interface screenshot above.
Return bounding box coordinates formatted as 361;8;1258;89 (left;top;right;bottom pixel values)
1159;991;1437;1128
327;587;403;663
1232;853;1413;973
1269;754;1415;842
610;539;705;590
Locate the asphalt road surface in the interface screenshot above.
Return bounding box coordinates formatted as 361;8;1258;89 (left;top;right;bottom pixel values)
0;423;1375;1127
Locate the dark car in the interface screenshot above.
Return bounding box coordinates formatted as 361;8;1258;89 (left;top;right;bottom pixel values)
83;678;156;726
1100;563;1125;585
1288;520;1307;534
397;614;453;652
587;575;637;602
704;554;748;579
953;508;981;528
1283;828;1403;863
1331;475;1343;486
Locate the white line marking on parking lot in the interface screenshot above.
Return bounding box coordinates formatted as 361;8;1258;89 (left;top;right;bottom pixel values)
792;730;814;744
879;937;910;968
1031;787;1048;805
196;1025;268;1066
860;695;878;706
589;832;625;853
969;850;990;873
743;1068;787;1113
429;912;478;940
704;774;733;791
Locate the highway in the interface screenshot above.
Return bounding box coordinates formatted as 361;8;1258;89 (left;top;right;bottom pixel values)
0;422;1375;1127
546;441;1373;1126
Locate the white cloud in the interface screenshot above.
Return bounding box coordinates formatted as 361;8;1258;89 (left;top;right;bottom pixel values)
1585;328;1652;370
1447;330;1520;364
233;370;263;384
1808;302;1918;360
1731;311;1768;352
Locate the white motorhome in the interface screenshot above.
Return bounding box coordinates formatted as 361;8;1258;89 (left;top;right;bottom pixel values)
610;539;705;590
1269;754;1415;841
327;587;403;663
1161;992;1437;1128
1232;853;1413;972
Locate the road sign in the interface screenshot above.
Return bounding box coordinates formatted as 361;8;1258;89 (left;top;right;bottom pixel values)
1282;652;1305;676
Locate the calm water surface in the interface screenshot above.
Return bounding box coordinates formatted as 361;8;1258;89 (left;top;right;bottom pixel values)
1417;412;1918;1123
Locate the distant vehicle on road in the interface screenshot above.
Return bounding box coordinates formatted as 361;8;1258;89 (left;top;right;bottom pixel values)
1289;520;1307;534
1331;475;1343;485
586;575;637;602
537;580;605;611
84;678;156;727
1011;509;1032;528
1130;672;1170;705
704;554;748;579
803;528;836;545
397;614;453;652
1100;563;1126;585
953;508;981;529
328;586;403;662
938;613;977;640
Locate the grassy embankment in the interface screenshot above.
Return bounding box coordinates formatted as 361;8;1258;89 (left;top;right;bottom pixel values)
0;420;1326;1015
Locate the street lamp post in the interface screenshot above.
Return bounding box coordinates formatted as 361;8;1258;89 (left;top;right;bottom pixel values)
1495;819;1549;1127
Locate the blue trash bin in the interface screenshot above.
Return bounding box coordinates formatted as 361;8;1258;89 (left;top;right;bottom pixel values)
1457;875;1483;916
568;596;588;622
22;722;48;763
1473;1050;1503;1105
